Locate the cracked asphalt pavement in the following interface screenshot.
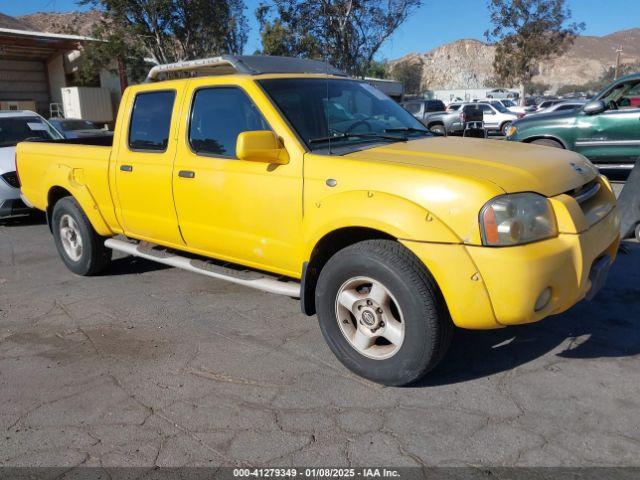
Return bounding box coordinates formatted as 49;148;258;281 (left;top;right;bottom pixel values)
0;216;639;468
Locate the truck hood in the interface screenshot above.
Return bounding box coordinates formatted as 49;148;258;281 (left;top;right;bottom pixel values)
516;109;577;125
0;146;16;174
346;137;597;197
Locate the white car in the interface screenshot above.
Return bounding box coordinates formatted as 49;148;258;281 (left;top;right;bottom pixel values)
0;110;63;219
479;98;530;115
486;88;519;99
526;100;586;116
475;101;519;135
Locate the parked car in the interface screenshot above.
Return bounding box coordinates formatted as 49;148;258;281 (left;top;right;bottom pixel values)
476;101;519;135
401;99;446;125
526;100;586;116
506;72;640;170
17;55;620;386
486;88;518;99
0;110;63;219
483;98;532;115
528;98;563;113
421;106;464;135
48;118;112;139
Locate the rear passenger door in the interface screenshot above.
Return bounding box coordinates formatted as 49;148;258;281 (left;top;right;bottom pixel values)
115;86;184;245
479;104;499;128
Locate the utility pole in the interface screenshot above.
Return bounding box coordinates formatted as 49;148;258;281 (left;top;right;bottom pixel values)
614;45;623;80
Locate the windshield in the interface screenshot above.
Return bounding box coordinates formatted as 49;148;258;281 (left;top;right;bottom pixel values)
0;116;62;148
259;78;428;152
490;101;509;113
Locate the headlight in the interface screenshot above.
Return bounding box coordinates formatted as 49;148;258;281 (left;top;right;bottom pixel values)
480;193;557;246
506;125;517;137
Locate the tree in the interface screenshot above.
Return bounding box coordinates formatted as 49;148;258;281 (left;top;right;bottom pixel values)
256;0;423;77
75;20;149;85
485;0;584;104
366;59;388;79
79;0;248;76
389;59;423;94
525;81;550;95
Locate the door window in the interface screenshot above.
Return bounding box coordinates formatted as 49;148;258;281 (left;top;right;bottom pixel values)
404;103;421;115
128;90;175;152
480;104;495;114
189;87;270;158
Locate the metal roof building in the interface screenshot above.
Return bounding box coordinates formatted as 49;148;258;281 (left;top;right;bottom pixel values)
0;17;121;118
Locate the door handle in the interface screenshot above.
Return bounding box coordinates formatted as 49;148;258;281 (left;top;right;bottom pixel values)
178;170;195;179
120;165;133;172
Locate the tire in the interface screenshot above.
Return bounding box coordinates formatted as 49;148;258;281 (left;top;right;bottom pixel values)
51;197;112;276
531;138;564;148
315;240;453;386
429;124;446;136
635;223;640;242
500;121;513;136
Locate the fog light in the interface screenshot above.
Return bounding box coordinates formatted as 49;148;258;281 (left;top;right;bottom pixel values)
534;287;552;312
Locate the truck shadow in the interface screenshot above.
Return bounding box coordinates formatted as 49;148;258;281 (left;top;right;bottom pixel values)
106;256;171;275
0;212;47;227
417;240;640;387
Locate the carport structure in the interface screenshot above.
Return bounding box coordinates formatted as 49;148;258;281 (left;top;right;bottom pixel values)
0;27;95;116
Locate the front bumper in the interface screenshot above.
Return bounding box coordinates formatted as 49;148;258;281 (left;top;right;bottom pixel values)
0;198;31;218
402;207;620;329
0;178;30;219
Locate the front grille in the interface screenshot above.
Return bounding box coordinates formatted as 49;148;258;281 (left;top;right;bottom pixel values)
1;171;20;189
566;179;600;205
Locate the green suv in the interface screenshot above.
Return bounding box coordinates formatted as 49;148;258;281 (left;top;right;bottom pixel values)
506;73;640;170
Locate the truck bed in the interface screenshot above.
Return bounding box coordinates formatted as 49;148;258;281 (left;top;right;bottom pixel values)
16;138;114;223
35;135;114;147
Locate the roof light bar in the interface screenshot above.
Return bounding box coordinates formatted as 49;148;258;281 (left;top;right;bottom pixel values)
145;56;249;82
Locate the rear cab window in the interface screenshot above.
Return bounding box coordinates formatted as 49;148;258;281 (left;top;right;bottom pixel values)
128;90;176;152
426;100;445;112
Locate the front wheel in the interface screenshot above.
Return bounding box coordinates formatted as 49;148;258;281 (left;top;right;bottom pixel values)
315;240;453;386
635;223;640;242
52;197;112;276
500;121;513;136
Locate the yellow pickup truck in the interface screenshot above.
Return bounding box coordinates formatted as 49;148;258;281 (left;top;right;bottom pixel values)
17;56;620;386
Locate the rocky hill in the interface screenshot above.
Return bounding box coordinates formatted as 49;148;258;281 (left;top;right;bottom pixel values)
392;28;640;92
0;12;36;30
17;10;103;36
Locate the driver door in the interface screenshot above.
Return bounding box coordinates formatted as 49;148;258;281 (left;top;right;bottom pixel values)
172;83;303;276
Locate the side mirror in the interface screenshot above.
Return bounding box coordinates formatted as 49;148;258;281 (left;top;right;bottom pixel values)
583;100;606;115
236;131;289;165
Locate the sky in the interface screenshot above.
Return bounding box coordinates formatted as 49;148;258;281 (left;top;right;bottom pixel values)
3;0;640;60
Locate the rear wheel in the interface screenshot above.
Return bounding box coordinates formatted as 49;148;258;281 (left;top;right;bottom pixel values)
315;240;453;386
531;138;563;148
429;124;446;135
52;197;112;276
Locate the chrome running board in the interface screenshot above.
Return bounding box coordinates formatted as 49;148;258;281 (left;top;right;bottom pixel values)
104;238;300;298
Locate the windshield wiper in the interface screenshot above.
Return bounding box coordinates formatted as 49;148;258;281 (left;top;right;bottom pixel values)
384;127;430;135
308;132;408;145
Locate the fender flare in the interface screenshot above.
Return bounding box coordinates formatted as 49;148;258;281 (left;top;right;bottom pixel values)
522;135;568;149
46;166;112;236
